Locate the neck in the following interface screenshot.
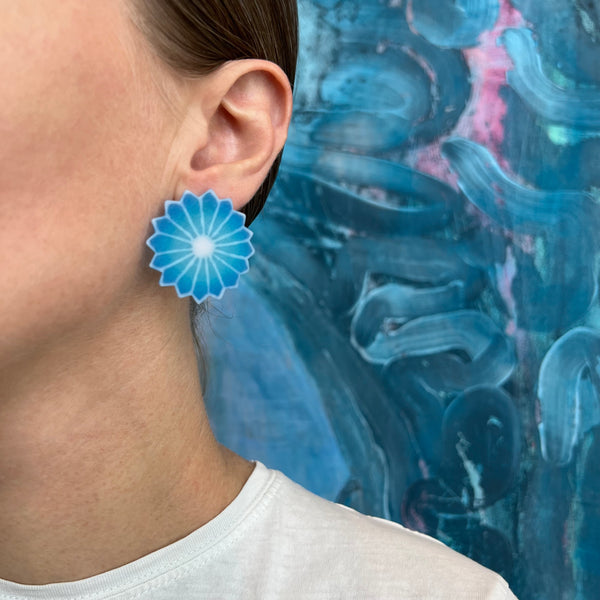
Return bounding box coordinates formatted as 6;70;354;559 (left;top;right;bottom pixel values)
0;291;253;585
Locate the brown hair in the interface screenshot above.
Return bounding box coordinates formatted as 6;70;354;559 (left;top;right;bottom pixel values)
132;0;298;393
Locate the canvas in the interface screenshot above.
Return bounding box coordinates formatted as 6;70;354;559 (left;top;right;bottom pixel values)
204;2;600;599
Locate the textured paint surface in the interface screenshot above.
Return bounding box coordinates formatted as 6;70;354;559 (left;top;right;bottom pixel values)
203;1;600;598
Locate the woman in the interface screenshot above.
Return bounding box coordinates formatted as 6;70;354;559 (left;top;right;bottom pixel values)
0;1;518;598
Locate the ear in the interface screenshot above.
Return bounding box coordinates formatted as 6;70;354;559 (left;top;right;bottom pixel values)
170;60;293;211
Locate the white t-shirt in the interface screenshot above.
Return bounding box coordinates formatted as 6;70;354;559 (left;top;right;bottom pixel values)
0;461;518;599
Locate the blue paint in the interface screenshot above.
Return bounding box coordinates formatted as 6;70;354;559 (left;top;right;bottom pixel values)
291;13;470;152
442;137;599;233
279;145;464;235
574;430;600;599
203;275;350;500
329;234;486;317
410;0;500;48
315;49;432;150
443;136;598;332
441;386;522;508
537;327;600;466
382;365;446;473
236;240;415;519
361;310;516;388
511;0;600;86
350;280;468;350
501;28;600;129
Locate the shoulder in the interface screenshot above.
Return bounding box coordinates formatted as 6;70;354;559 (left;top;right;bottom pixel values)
260;469;515;599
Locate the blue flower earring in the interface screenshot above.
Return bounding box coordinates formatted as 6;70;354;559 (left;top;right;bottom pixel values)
146;190;255;303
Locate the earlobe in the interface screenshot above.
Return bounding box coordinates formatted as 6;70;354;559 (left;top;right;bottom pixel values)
174;60;293;209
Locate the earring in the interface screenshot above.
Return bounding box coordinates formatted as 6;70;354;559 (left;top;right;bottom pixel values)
146;189;255;304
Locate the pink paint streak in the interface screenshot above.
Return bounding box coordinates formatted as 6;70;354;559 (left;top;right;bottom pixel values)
460;0;524;161
496;245;518;326
414;0;527;183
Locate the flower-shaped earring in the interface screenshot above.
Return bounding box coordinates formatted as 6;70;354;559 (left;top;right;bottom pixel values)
146;190;255;304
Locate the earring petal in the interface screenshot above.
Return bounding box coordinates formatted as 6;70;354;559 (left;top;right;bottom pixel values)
207;199;235;238
152;216;192;240
161;255;195;286
175;259;199;296
192;259;212;303
214;240;254;258
212;254;243;288
150;249;191;270
212;211;246;242
147;234;192;254
197;191;220;234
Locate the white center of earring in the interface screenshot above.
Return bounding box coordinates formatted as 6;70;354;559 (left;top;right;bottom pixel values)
192;235;215;259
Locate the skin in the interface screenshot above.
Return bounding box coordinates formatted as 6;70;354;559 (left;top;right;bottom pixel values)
0;0;293;585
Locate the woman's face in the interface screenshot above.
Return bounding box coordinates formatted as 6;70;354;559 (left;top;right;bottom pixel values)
1;0;183;363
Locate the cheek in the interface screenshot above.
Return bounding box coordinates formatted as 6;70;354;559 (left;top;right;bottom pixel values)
0;2;174;356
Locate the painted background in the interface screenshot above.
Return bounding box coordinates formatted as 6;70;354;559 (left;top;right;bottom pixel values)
201;1;600;599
